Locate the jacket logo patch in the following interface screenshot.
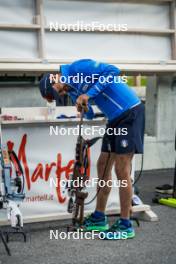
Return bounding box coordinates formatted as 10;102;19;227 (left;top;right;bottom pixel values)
121;139;128;148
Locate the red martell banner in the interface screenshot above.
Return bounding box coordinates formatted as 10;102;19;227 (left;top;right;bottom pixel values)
1;123;123;222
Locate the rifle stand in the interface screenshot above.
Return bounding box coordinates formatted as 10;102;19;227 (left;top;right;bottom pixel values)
67;191;88;232
4;227;27;243
0;230;11;256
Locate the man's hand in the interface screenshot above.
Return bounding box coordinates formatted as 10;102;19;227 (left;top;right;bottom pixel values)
76;94;89;112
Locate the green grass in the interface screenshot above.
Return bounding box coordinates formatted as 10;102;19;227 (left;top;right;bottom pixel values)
126;76;147;86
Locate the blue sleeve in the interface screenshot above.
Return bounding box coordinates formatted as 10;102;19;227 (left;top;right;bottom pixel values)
84;104;94;120
86;66;121;98
69;92;94;120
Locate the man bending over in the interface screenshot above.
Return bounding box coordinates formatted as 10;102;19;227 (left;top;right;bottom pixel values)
39;59;145;240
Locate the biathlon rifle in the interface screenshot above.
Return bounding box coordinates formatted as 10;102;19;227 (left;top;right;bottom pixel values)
67;106;102;230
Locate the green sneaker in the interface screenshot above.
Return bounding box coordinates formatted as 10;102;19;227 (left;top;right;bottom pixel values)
100;219;135;240
81;213;109;232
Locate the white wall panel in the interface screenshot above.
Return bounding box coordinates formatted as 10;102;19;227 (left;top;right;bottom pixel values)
46;32;171;60
0;31;38;58
0;0;172;60
0;0;35;24
44;0;170;29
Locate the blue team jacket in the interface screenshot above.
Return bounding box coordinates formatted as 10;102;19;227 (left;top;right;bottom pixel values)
60;59;140;122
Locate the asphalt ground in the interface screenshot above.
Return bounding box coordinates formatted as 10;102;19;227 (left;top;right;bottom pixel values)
0;169;176;264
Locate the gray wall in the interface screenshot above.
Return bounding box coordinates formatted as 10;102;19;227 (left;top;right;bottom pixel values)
0;86;46;108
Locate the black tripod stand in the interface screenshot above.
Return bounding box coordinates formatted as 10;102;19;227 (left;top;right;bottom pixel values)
0;230;11;256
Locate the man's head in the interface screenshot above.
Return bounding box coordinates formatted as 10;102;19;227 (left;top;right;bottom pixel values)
49;73;69;96
39;73;69;102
